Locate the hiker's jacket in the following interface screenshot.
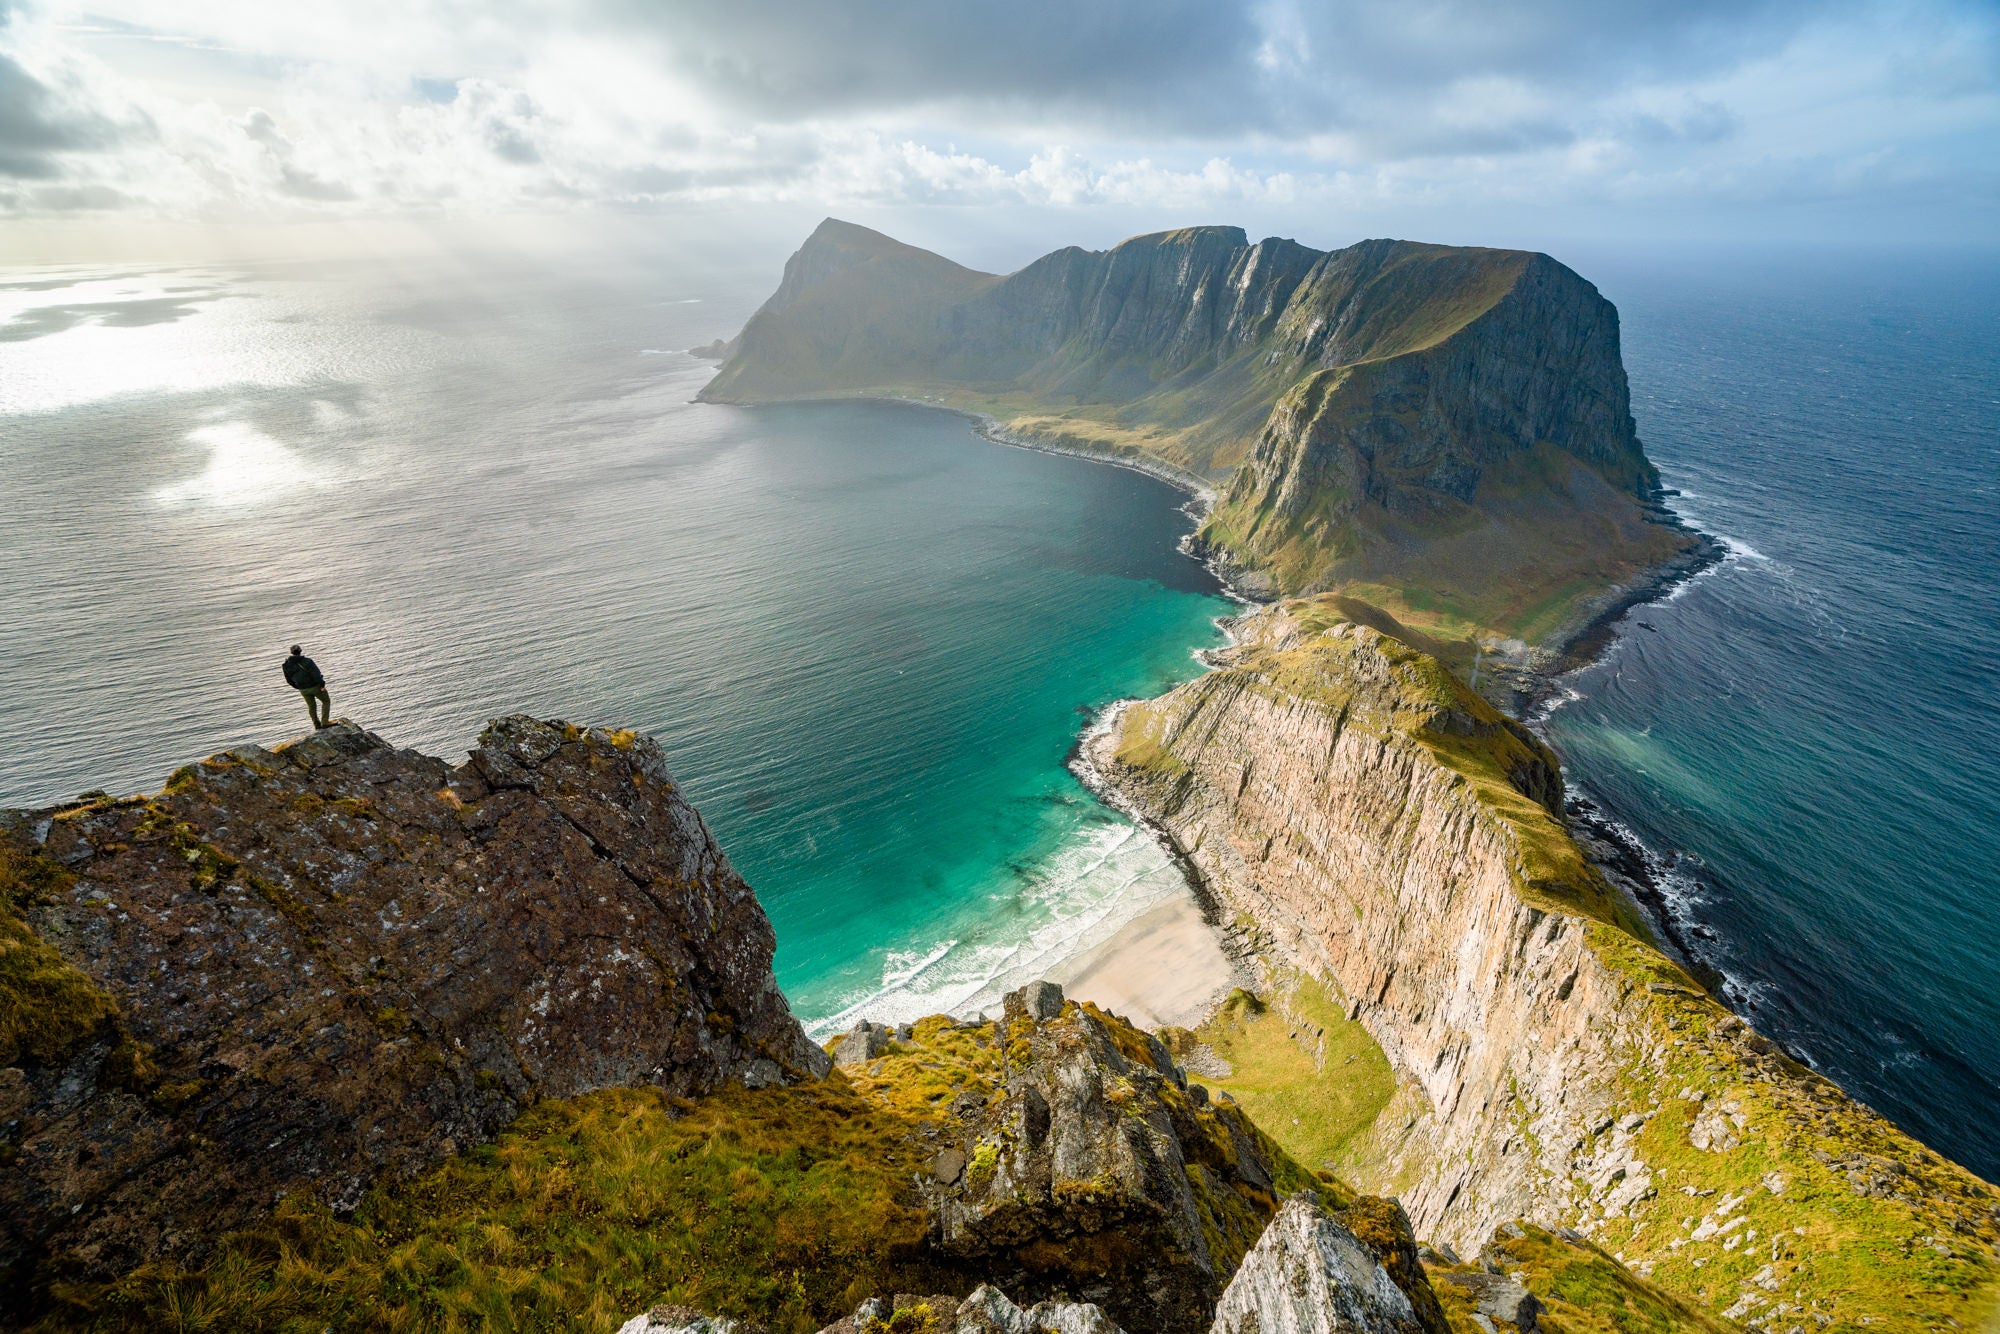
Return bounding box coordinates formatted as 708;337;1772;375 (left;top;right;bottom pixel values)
282;655;325;690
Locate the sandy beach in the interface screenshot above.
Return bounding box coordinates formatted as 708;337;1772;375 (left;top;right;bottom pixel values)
1047;891;1248;1031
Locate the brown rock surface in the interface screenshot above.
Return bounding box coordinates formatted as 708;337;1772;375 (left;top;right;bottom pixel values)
903;983;1443;1334
0;717;827;1289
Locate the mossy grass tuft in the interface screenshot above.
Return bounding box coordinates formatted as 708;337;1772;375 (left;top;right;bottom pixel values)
0;839;116;1069
37;1079;960;1333
1172;976;1396;1179
1427;1222;1733;1334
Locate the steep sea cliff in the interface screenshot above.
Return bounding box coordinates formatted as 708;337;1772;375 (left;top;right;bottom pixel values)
6;233;1993;1334
698;222;2000;1327
1090;599;2000;1329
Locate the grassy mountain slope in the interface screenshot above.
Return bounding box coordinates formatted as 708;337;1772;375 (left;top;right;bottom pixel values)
702;220;1705;647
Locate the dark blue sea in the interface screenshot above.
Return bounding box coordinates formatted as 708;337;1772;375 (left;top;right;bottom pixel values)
1542;247;2000;1180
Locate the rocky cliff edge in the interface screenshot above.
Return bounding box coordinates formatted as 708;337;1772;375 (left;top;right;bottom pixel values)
1095;600;2000;1333
0;718;830;1297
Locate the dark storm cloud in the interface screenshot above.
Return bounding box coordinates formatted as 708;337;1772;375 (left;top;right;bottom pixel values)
617;0;1819;146
0;7;127;179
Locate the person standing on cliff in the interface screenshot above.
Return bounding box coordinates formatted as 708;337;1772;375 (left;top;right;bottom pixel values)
282;645;332;730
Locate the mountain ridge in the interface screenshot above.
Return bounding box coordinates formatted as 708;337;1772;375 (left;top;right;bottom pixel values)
700;219;1706;648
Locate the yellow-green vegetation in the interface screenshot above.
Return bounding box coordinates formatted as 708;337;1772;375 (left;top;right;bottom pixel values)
1203;425;1691;647
39;1080;958;1334
1283;595;1481;676
0;837;115;1069
1223;604;1646;935
1112;700;1190;781
859;1301;944;1334
1576;927;2000;1334
34;1003;1347;1334
1427;1223;1732;1334
1169;980;1395;1178
1109;603;2000;1330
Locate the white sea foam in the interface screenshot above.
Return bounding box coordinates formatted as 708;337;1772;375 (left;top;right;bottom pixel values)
801;816;1187;1039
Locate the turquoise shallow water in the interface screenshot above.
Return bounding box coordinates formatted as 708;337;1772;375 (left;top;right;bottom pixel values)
1542;249;2000;1180
0;257;1230;1033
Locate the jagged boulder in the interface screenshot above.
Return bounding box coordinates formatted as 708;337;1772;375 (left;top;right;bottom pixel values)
0;718;829;1289
918;984;1290;1333
835;1020;894;1067
619;1306;754;1334
1210;1196;1436;1334
1429;1272;1541;1332
800;1286;1125;1334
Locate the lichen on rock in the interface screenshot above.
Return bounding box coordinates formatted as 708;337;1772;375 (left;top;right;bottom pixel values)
1209;1195;1434;1334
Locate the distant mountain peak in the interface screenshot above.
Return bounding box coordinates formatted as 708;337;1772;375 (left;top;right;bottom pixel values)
702;221;1703;644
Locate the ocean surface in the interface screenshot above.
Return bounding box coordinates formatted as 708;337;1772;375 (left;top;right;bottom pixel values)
3;243;1997;1184
0;255;1231;1033
1542;248;2000;1181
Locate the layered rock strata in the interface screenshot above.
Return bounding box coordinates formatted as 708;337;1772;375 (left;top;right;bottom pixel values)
0;718;828;1291
1094;601;2000;1331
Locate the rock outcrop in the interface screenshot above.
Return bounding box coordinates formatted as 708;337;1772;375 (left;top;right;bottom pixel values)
701;220;1702;641
1095;600;2000;1331
0;718;828;1293
839;1285;1124;1334
1209;1196;1428;1334
824;981;1444;1334
903;984;1289;1333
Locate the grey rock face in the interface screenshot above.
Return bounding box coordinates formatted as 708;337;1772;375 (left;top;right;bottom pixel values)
923;985;1286;1333
1431;1273;1542;1331
1006;979;1066;1021
1209;1196;1428;1334
809;1286;1124;1334
618;1305;750;1334
835;1021;893;1067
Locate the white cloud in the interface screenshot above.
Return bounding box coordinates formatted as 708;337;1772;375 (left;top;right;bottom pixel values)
0;0;1991;240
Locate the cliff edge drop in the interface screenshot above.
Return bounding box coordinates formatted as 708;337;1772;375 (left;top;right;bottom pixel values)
1093;598;2000;1331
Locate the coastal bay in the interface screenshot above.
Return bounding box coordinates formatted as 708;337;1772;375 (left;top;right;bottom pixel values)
0;257;1238;1041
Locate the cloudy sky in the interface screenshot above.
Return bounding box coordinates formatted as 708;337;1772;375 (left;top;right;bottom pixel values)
2;0;1996;262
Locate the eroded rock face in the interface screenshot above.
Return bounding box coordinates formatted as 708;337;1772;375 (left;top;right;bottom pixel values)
1095;604;2000;1326
795;1286;1125;1334
0;718;828;1285
1209;1196;1429;1334
920;984;1285;1334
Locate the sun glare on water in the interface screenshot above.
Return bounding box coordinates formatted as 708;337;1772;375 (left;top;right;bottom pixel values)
155;421;321;508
